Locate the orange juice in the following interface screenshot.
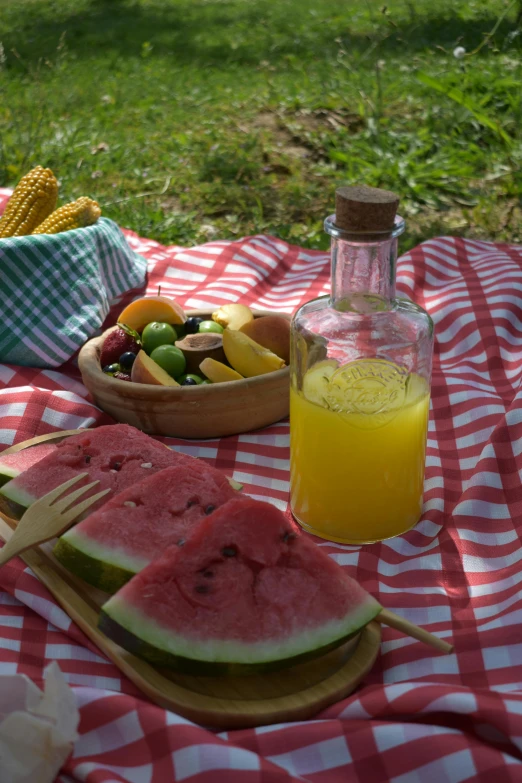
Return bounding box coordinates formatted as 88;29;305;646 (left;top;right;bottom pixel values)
289;363;429;544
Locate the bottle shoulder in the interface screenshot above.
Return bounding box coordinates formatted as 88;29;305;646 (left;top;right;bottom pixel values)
394;297;433;332
293;295;433;338
291;295;433;379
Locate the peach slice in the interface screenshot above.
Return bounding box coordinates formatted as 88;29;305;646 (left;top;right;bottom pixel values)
199;358;244;383
212;304;253;331
240;316;290;364
223;330;285;377
118;296;187;332
131;350;180;386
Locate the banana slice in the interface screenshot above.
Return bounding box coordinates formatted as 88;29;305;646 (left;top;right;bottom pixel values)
199;358;244;383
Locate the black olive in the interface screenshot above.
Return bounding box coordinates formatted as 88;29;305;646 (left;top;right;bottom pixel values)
195;584;210;594
222;546;237;557
205;505;215;515
103;363;120;375
119;352;137;371
185;317;202;334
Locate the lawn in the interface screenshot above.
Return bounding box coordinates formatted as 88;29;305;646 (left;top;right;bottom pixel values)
0;0;520;252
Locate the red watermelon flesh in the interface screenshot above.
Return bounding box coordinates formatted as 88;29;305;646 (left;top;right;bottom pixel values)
53;460;240;593
0;424;195;512
99;497;382;673
0;443;57;485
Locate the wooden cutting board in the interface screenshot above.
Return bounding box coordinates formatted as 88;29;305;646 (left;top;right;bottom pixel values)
0;431;381;729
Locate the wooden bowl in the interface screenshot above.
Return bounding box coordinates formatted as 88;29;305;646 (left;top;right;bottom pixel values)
78;310;290;439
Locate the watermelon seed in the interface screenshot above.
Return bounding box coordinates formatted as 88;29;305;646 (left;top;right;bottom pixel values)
112;462;122;471
177;538;186;546
222;546;237;557
141;462;153;468
186;500;197;508
205;505;215;515
282;531;297;543
84;455;91;464
195;584;210;594
203;570;214;578
123;501;137;508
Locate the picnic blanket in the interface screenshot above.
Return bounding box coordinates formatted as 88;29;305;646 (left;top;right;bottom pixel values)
1;185;522;782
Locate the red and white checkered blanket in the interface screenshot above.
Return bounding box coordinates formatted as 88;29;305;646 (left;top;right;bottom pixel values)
2;188;522;782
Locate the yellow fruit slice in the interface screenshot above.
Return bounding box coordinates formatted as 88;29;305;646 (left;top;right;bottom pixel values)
302;360;338;407
223;329;285;377
240;315;290;364
212;304;254;331
118;296;187;332
199;358;244;383
131;351;180;386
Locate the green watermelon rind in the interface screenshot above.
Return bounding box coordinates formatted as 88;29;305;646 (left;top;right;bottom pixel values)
0;464;20;485
0;481;35;509
98;610;362;676
53;535;146;595
98;597;381;676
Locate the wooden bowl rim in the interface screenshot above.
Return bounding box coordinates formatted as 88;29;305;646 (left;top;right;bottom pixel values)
78;309;291;395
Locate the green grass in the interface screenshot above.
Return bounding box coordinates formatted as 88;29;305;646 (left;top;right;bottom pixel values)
0;0;521;251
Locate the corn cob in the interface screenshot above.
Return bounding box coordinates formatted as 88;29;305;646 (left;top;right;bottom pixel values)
0;166;59;238
32;197;102;235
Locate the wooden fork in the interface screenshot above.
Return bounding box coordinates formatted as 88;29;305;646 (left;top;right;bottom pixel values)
0;473;110;567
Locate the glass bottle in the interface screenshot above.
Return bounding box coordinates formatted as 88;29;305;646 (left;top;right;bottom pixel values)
289;186;433;544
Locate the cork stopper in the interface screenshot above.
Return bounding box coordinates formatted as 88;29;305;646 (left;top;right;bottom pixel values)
335;185;399;235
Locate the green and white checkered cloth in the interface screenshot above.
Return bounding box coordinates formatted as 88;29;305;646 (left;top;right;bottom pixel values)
0;217;147;368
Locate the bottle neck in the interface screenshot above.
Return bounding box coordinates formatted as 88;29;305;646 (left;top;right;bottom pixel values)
325;214;404;313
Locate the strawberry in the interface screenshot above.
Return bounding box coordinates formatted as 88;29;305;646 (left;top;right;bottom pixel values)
100;324;140;367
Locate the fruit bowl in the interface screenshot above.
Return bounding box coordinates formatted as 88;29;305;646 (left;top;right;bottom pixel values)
78;310;290;439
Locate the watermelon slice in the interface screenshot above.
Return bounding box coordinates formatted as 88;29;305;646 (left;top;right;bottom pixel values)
0;443;57;487
53;461;239;593
0;424;196;515
99;497;381;675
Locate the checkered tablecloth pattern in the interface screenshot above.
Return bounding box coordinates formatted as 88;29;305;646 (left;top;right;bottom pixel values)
1;186;522;782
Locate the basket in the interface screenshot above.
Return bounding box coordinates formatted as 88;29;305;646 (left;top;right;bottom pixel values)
0;218;147;368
